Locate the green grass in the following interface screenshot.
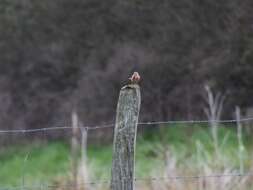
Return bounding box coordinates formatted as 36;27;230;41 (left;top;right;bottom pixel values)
0;125;252;187
0;142;70;186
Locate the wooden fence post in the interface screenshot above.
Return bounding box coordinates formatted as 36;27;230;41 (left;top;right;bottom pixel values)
236;106;244;174
111;84;141;190
71;110;79;189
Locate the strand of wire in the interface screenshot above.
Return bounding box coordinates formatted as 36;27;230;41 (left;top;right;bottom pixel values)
0;125;113;134
47;172;253;187
0;117;253;134
3;172;253;189
138;117;253;125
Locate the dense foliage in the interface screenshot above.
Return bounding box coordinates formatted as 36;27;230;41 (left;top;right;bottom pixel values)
0;0;253;130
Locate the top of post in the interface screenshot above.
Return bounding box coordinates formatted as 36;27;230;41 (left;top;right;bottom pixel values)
122;72;141;90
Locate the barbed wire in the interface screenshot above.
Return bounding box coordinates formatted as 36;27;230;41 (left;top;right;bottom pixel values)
2;172;253;189
0;117;253;134
138;117;253;126
62;172;253;185
1;119;253;189
134;172;253;181
0;124;114;134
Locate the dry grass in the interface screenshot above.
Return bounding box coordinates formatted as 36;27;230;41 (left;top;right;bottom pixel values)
52;126;253;190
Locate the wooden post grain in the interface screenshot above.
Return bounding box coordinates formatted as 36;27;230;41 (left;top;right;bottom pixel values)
111;84;141;190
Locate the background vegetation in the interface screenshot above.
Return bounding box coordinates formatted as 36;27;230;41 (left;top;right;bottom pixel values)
1;1;253;189
0;0;253;134
1;125;253;189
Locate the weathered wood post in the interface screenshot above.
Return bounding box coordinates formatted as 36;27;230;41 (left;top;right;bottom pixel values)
236;106;244;174
111;84;141;190
79;126;90;190
71;110;79;189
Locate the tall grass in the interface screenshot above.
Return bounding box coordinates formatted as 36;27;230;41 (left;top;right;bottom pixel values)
1;125;252;189
143;125;253;190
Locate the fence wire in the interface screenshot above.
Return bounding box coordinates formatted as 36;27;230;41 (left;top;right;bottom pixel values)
0;117;253;134
1;117;253;189
2;172;253;190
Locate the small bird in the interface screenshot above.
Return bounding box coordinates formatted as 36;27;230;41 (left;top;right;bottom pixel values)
129;72;141;84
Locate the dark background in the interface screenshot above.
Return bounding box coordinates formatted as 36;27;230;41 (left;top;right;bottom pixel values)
0;0;253;132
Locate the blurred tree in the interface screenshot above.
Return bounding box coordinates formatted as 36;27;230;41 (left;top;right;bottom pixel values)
0;0;252;135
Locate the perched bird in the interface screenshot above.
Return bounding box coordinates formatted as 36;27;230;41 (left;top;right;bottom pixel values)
129;72;141;84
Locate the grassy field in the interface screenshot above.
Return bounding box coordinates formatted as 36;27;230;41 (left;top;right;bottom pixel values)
0;125;252;188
